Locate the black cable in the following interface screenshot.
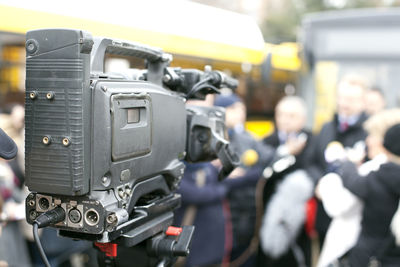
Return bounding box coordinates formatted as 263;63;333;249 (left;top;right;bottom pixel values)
186;77;219;99
31;206;66;267
33;222;51;267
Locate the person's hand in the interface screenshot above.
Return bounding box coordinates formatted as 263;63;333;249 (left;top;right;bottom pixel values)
286;135;307;156
228;167;246;179
346;141;366;166
324;141;346;163
211;159;222;169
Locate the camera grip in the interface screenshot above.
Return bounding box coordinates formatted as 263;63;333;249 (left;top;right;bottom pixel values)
91;37;171;74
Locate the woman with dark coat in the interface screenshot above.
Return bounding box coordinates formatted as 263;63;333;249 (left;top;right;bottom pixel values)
334;123;400;266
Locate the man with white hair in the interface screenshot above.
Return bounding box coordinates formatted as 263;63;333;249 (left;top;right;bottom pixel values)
257;96;315;267
310;75;369;248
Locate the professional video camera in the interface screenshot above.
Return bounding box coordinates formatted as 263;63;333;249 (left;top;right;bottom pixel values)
24;29;239;265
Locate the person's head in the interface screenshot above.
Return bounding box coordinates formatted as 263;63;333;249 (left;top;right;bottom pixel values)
383;123;400;164
214;93;246;129
336;75;368;118
363;108;400;159
275;96;307;134
186;94;216;107
365;87;386;115
10;104;24;132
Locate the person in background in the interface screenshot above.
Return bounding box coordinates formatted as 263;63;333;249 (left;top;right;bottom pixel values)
326;122;400;266
257;96;315;267
173;94;229;267
1;106;95;267
309;74;369;247
316;108;400;267
214;92;274;266
0;126;26;267
365;87;386;116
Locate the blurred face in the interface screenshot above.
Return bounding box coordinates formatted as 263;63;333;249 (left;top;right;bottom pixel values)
186;94;215;107
225;102;246;129
365;91;385;115
365;133;384;159
275;101;305;134
337;82;365;118
10;105;24;131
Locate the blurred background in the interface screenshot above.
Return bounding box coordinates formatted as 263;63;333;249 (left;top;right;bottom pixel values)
1;0;400;136
1;1;400;267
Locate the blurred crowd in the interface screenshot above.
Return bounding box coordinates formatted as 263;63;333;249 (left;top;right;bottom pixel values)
174;74;400;267
1;73;400;267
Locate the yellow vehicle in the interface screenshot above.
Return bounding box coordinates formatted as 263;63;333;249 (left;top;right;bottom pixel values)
0;1;304;139
246;41;302;138
0;0;264;100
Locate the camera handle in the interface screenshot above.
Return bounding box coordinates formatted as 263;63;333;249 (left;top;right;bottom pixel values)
91;37;172;85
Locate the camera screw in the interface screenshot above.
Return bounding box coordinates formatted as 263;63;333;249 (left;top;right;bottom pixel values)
26;39;39;54
46;91;55;100
118;189;126;199
101;176;110;187
62;137;71;147
42;135;51;145
29;91;38;100
125;188;132;196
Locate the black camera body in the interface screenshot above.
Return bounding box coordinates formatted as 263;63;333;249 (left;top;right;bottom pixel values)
25;29;238;246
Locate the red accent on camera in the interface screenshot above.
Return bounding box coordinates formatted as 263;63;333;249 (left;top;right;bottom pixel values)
94;242;118;257
166;226;183;236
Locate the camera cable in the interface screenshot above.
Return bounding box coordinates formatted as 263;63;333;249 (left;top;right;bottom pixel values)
32;206;66;267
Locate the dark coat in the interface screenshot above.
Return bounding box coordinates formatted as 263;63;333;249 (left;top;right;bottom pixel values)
174;162;227;267
226;128;274;261
309;113;368;244
263;129;315;172
308;113;368;181
338;161;400;266
256;129;315;267
229;128;274;169
261;129;316;206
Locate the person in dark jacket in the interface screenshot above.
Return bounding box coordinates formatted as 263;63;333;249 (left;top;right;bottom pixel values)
214;92;274;266
310;75;369;246
174;162;228;266
257;96;315;267
332;123;400;267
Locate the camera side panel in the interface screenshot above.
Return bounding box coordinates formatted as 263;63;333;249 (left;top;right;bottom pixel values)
25;29;93;196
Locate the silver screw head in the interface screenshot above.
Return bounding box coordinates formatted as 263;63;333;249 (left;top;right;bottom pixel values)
42;136;51;145
46;91;55;100
29;91;37;99
62;137;71;147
